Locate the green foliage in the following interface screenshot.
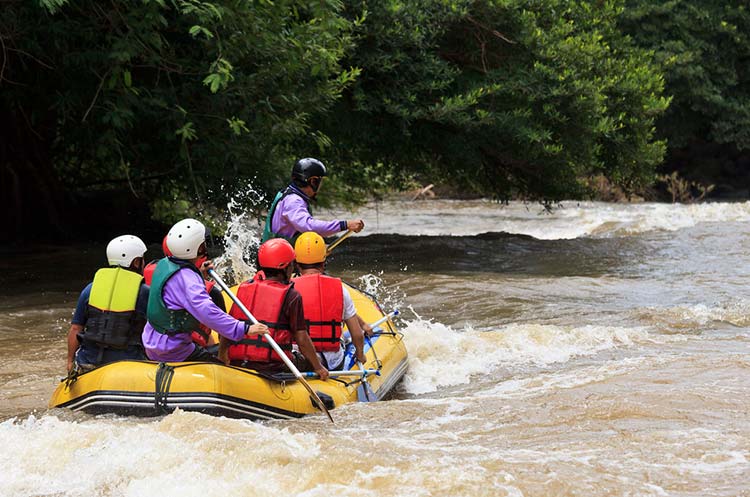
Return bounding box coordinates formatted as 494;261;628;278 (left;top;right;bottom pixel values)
316;0;668;200
620;1;750;151
323;161;421;207
2;0;355;223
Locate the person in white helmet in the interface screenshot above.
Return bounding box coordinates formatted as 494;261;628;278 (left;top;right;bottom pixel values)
143;218;268;362
66;235;149;373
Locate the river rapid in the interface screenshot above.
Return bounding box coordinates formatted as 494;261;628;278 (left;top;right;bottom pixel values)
1;200;750;496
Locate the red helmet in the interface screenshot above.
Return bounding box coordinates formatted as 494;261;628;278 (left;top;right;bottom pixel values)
258;238;295;269
162;235;173;257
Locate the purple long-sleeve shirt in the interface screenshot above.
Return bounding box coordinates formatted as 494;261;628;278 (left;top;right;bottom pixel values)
142;267;246;361
271;188;345;238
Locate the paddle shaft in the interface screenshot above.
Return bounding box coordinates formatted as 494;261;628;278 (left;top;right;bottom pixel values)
208;269;334;423
369;310;399;330
300;369;379;378
325;230;353;256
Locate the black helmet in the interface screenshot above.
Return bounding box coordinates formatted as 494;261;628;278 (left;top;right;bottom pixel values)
292;158;327;184
291;158;327;193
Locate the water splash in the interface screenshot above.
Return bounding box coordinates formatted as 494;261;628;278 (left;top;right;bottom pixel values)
354;272;406;315
212;182;267;284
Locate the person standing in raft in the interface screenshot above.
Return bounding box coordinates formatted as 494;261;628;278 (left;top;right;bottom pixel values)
143;218;267;362
143;235;222;350
218;238;329;380
261;157;365;243
67;235;149;372
293;232;369;370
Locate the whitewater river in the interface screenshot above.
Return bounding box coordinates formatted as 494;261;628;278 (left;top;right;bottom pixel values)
1;200;750;496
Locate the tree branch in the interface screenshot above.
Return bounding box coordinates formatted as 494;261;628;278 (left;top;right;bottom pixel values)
82;69;110;123
466;15;517;45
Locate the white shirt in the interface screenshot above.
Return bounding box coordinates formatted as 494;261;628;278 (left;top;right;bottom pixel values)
319;287;356;369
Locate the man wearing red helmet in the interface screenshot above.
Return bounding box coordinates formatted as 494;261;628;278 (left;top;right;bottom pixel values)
261;157;364;243
219;238;329;380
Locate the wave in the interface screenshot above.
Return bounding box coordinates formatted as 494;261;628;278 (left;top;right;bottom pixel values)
319;200;750;240
399;315;651;395
636;300;750;332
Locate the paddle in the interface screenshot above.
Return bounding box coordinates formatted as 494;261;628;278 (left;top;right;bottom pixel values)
367;310;399;331
208;269;334;423
357;361;376;402
295;369;380;378
325;229;353;256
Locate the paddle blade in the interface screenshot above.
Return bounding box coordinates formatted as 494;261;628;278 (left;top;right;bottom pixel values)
357;382;377;402
356;361;377;402
300;377;334;423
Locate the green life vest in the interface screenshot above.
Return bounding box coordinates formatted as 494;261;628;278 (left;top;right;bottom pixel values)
147;257;202;335
261;186;313;243
82;267;145;348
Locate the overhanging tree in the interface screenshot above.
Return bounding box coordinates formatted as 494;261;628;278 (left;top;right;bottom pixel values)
0;0;355;239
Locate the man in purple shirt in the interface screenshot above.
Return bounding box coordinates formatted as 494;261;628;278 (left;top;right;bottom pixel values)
143;218;267;362
261;157;365;243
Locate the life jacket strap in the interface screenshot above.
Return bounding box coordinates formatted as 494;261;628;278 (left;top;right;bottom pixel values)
306;319;342;343
236;336;294;350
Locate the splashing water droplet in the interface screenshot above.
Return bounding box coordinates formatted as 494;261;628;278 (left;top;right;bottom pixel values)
212;182;268;284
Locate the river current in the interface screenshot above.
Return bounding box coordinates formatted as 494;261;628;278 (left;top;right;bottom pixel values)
1;200;749;496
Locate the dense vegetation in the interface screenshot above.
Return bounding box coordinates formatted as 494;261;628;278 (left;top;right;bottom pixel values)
1;0;747;241
620;1;750;197
323;0;667;201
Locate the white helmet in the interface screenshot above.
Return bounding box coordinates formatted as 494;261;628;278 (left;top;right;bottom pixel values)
106;235;147;267
166;218;206;259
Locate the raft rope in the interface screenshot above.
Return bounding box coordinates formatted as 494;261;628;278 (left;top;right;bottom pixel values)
154;362;175;414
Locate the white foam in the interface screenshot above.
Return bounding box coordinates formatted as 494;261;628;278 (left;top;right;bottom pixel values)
1;410;532;497
638;300;750;330
319;200;750;239
0;410;321;497
475;356;661;399
400;315;651;394
678;450;749;476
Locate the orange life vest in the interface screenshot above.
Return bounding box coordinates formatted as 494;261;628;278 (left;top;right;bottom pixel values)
293;273;344;352
228;279;294;362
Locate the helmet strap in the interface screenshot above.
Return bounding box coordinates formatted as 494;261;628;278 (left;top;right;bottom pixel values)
308;176;321;193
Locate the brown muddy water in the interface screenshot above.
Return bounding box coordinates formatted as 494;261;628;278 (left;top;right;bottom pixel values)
1;200;749;496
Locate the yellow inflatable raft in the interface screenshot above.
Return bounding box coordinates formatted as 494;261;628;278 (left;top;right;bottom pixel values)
49;284;407;420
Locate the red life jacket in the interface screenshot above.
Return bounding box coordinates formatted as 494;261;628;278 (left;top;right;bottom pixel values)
228;279;293;362
146;260;214;347
143;261;158;285
294;274;344;352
